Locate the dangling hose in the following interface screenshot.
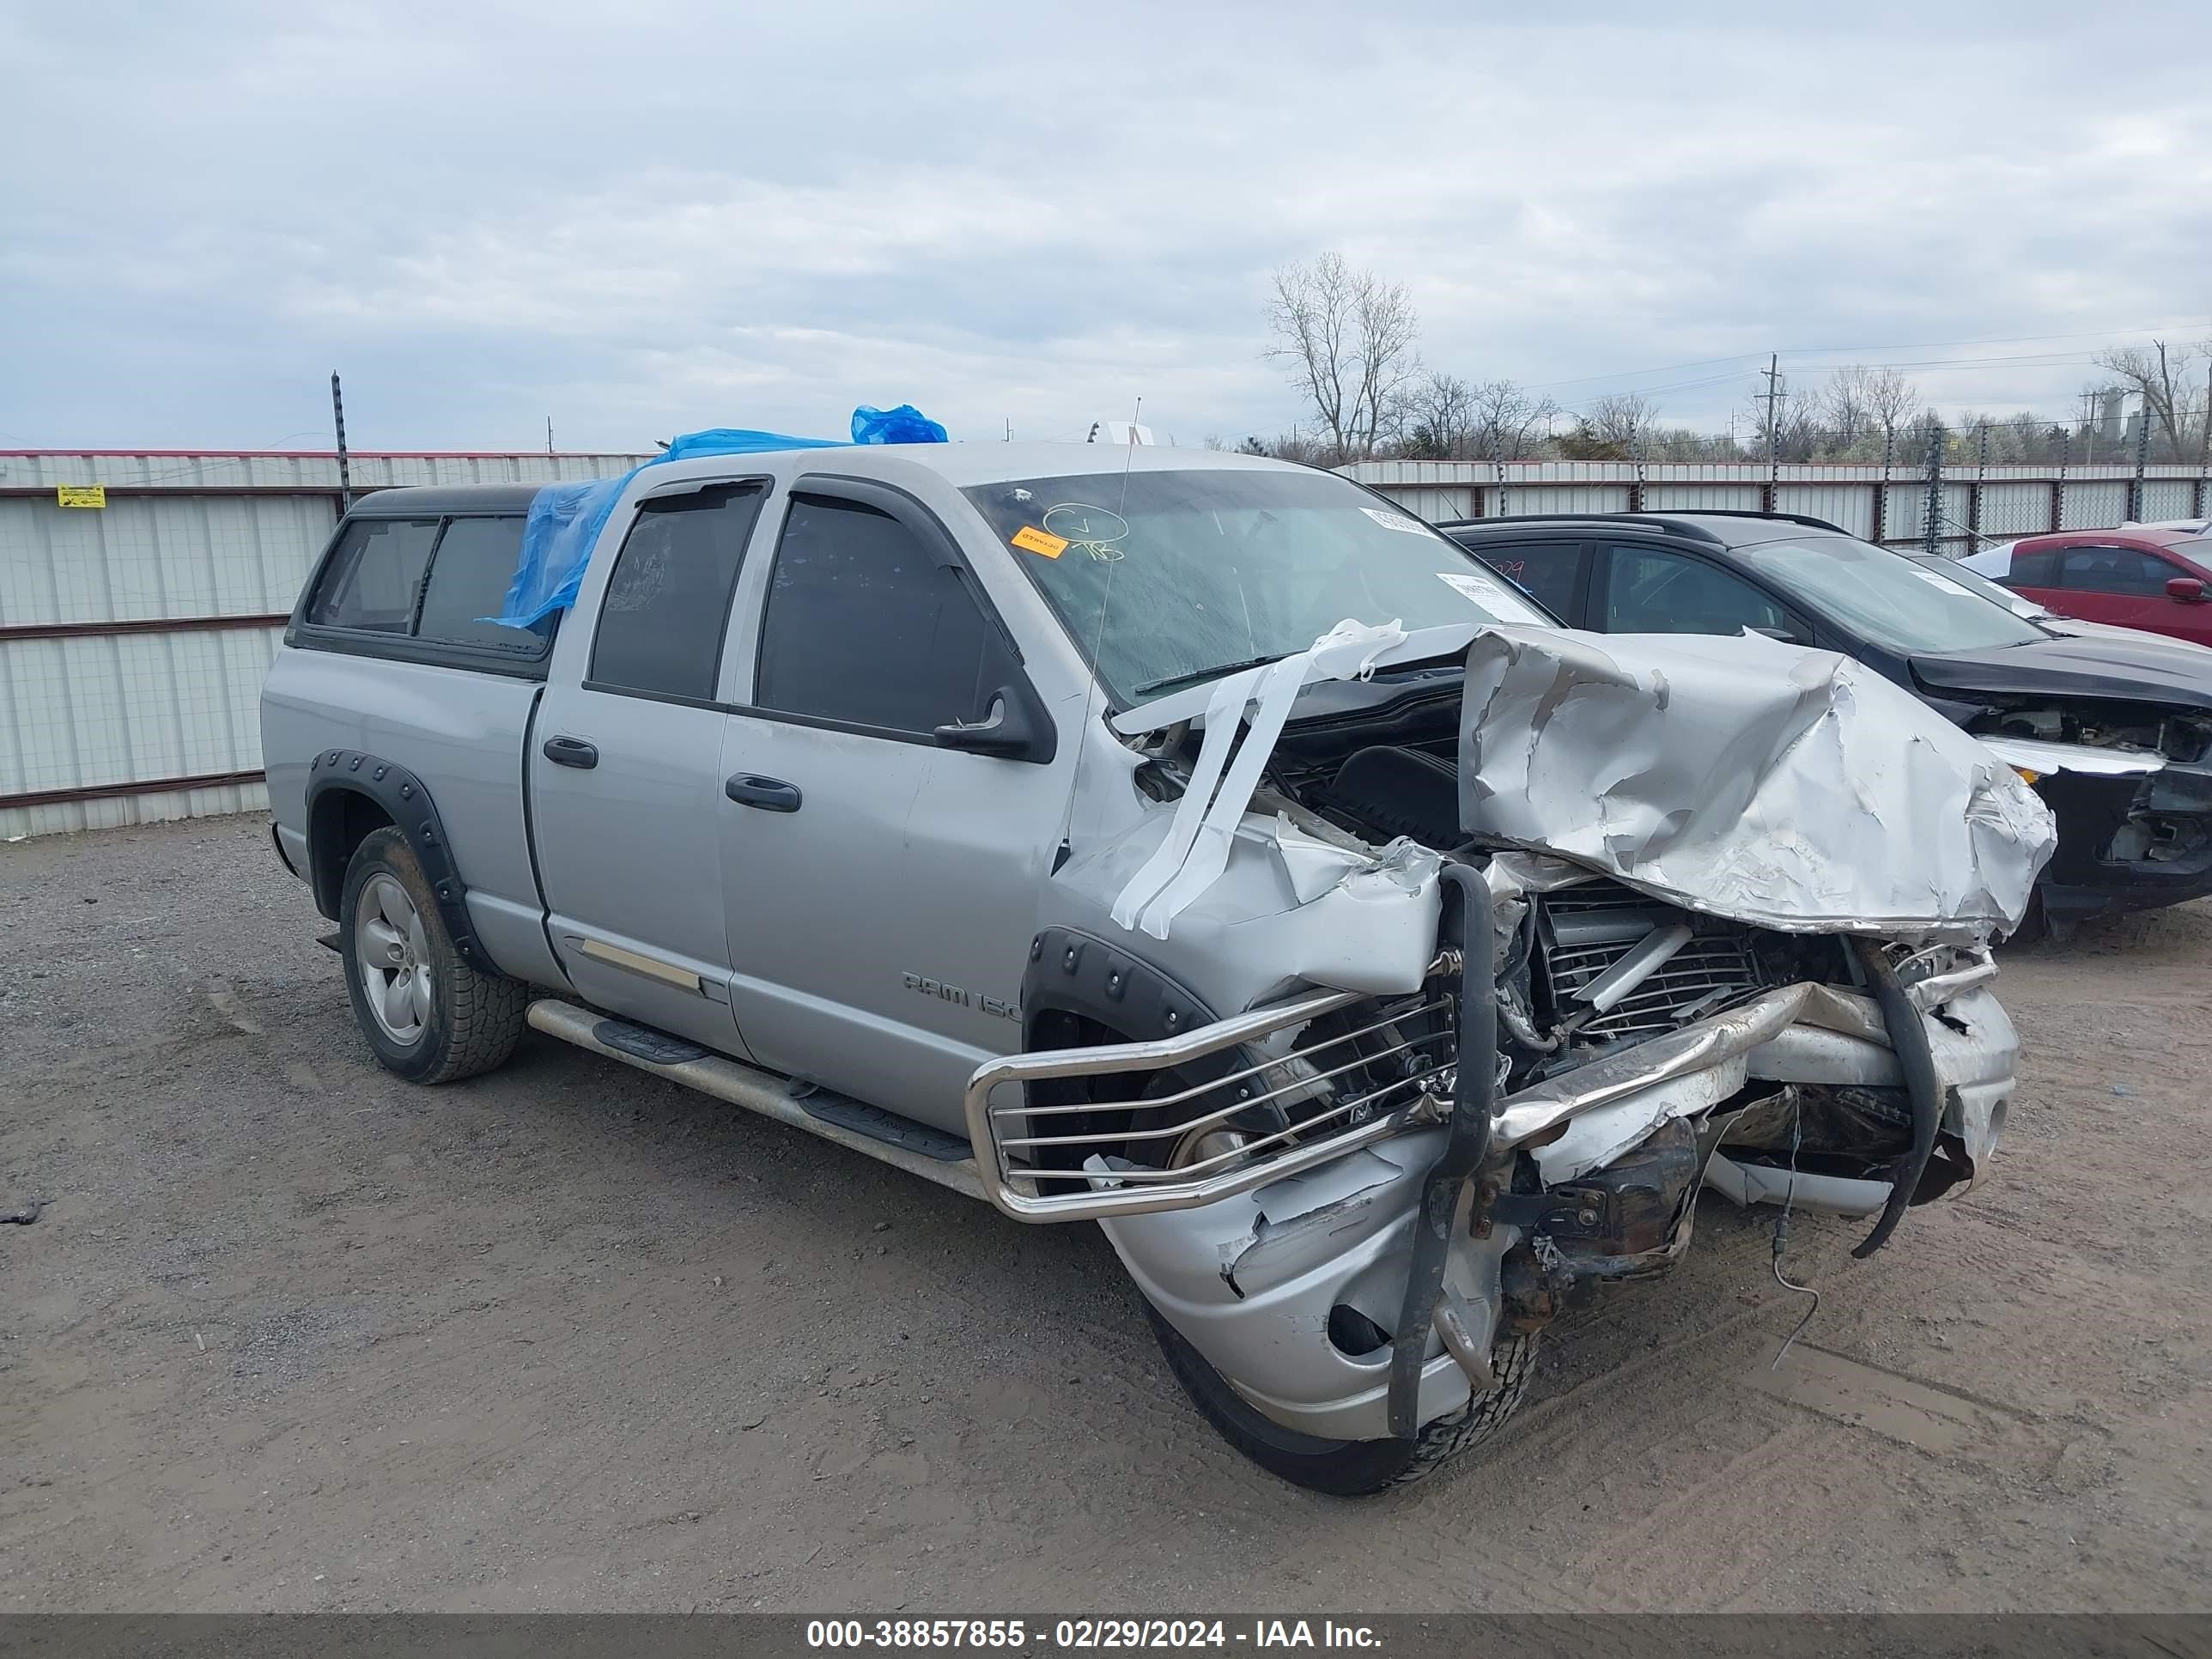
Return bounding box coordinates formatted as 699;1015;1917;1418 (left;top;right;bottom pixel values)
1385;861;1497;1439
1850;938;1943;1260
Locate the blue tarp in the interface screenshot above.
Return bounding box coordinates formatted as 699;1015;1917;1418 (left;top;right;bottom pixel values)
490;405;946;629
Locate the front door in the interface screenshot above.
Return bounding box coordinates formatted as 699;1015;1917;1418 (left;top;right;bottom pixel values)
716;485;1072;1133
530;481;769;1054
2045;543;2212;645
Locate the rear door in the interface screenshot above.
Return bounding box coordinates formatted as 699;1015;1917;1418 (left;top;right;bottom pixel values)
2002;544;2064;613
715;482;1073;1133
529;480;769;1054
1457;538;1589;623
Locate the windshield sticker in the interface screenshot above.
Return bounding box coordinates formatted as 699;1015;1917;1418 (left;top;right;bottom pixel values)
1362;506;1431;537
1042;502;1128;562
1438;570;1516;608
1909;568;1978;600
1010;525;1069;559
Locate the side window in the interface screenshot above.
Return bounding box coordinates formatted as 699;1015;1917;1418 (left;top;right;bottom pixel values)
2008;547;2060;586
1604;546;1791;636
307;519;439;632
2056;545;2177;598
755;495;1017;735
588;485;765;702
416;516;537;651
1469;540;1583;618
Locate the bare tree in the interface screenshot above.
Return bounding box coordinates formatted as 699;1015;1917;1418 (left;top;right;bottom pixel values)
2092;340;2209;460
1559;392;1658;459
1468;379;1559;459
1265;252;1421;462
1399;371;1478;459
1819;365;1919;453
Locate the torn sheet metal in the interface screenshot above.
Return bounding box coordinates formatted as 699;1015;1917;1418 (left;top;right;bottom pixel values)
1980;734;2165;778
1111;617;1419;940
1459;626;2057;941
1076;805;1440;999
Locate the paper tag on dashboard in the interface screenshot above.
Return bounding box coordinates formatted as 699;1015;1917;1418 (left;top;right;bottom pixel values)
1437;570;1517;608
1362;506;1431;537
1011;525;1069;558
1909;567;1979;599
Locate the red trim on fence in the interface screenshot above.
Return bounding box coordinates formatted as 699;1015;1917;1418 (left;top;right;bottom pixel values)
0;769;265;813
0;448;639;460
0;614;288;643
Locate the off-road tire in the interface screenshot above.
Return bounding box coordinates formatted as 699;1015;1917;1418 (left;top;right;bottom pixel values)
1140;1297;1540;1496
338;825;527;1084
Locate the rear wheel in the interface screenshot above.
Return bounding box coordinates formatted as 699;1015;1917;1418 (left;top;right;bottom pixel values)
1142;1297;1540;1495
338;826;526;1084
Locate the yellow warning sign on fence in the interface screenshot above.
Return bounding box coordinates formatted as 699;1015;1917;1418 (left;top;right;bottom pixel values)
57;484;106;508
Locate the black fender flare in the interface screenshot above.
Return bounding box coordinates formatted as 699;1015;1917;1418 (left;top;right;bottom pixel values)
305;749;491;971
1021;928;1295;1134
1022;927;1223;1050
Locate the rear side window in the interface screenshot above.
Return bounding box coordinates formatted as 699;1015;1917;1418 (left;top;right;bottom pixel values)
2009;547;2060;586
416;516;533;650
755;495;1016;735
2057;545;2179;598
307;520;439;632
589;484;765;702
1470;540;1582;618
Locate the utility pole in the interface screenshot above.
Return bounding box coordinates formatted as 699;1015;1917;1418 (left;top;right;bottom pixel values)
330;371;352;511
546;416;554;457
1759;354;1783;463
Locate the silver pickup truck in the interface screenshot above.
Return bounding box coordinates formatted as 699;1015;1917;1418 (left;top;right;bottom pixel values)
261;443;2051;1493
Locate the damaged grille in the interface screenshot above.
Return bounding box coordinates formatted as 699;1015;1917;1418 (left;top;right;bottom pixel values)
1540;881;1765;1040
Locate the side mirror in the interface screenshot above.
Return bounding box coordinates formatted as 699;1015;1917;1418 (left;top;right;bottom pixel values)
2167;576;2205;604
1751;623;1810;646
934;685;1055;763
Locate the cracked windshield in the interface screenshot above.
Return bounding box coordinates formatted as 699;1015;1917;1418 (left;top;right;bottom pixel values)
963;467;1549;702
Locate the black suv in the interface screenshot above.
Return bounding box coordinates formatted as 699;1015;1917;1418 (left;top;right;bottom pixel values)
1439;510;2212;933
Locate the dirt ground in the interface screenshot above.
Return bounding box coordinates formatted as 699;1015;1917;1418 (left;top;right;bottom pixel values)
2;815;2207;1613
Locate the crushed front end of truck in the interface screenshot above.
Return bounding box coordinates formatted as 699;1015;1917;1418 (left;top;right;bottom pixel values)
965;622;2054;1480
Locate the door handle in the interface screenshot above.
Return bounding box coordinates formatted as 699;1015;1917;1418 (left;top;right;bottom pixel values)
543;735;599;769
725;774;802;812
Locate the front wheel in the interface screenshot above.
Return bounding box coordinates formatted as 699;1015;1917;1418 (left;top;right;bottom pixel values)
1140;1297;1540;1495
338;825;526;1084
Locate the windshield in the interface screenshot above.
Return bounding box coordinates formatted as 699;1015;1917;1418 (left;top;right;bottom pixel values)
1735;536;2047;653
962;467;1551;702
1907;556;2056;623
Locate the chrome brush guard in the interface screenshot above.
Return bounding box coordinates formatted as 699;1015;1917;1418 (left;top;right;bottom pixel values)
962;988;1456;1221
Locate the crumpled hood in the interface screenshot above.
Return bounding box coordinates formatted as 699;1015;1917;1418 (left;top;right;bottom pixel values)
1458;626;2057;941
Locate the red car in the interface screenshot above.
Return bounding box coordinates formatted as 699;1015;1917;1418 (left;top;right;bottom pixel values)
1964;526;2212;647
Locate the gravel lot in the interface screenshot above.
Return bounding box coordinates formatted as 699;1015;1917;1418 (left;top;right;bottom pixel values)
2;814;2208;1612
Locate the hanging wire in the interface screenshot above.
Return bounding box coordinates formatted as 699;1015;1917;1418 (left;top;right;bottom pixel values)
1770;1093;1820;1370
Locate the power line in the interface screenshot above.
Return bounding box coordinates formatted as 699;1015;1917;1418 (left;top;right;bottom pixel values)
1518;319;2211;398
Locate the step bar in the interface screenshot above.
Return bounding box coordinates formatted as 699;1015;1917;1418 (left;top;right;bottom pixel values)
524;998;993;1204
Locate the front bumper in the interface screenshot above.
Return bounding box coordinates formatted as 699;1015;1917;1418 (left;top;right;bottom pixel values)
969;969;2019;1442
2033;760;2212;923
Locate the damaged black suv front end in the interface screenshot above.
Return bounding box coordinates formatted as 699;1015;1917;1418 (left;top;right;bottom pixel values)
1913;658;2212;928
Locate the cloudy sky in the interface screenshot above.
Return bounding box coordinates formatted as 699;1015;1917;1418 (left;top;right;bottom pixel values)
3;1;2209;454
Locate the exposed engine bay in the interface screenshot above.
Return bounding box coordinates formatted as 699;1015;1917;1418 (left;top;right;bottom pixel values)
1158;666;1978;1213
973;620;2041;1449
1964;697;2211;764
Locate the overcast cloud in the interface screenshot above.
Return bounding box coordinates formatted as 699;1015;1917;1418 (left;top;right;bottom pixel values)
3;0;2209;453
